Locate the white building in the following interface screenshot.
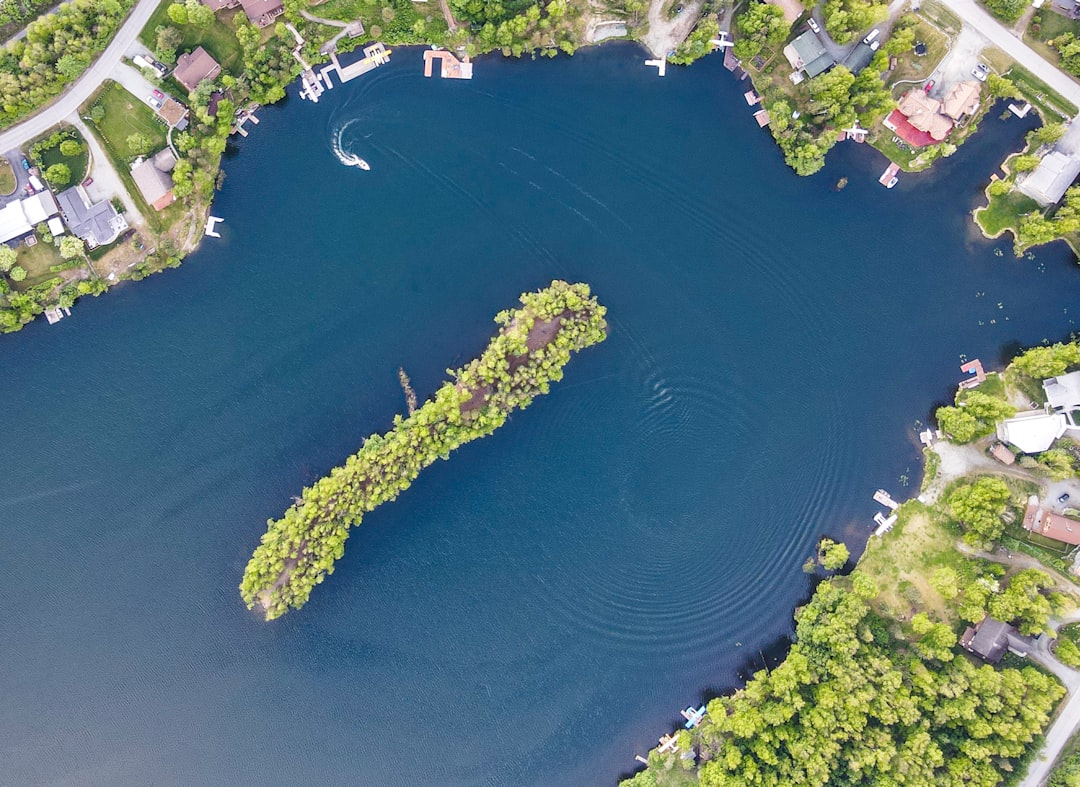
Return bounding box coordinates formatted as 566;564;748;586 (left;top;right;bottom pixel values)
0;192;60;244
1044;371;1080;412
997;410;1075;453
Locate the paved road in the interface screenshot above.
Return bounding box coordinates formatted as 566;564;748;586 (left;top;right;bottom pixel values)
939;0;1080;109
1021;631;1080;787
0;0;161;155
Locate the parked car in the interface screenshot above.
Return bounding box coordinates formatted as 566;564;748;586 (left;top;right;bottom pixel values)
82;177;93;188
152;89;164;99
148;95;163;109
1060;493;1072;504
924;79;935;93
20;158;29;170
808;17;820;33
972;63;990;81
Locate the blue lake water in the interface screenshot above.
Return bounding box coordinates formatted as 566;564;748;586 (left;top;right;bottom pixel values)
2;43;1079;785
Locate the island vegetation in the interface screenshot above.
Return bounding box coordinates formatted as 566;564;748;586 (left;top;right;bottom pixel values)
624;338;1080;787
240;281;608;620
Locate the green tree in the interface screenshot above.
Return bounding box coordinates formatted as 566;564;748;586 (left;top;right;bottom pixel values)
126;133;153;156
989;568;1055;634
936;405;979;442
166;2;188;25
984;0;1026;21
987;73;1022;99
948;477;1011;547
911;612;956;661
154;25;183;63
44;163;70;187
59;139;81;156
1030;122;1066;147
1013;341;1080;378
184;0;214;28
1013;153;1041;173
58;236;84;259
819;538;850;570
0;244;15;273
9;265;26;281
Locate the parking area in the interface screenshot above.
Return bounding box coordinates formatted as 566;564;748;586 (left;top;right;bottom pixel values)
927;26;992;97
0;150;32;208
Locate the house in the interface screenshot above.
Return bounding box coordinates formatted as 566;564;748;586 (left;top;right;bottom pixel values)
1018;150;1080;206
240;0;284;27
1023;495;1080;544
997;410;1070;453
174;46;221;92
201;0;238;9
56;186;128;248
0;192;60;244
843;41;876;75
783;32;835;79
960;615;1035;663
941;80;981;121
989;442;1016;465
157;98;189;130
1044;370;1080;411
131;149;179;211
897;90;953;140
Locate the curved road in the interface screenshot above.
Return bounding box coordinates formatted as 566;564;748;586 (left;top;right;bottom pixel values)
0;0;161;154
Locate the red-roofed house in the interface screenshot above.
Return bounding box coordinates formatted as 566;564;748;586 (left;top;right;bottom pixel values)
883;109;938;147
1023;495;1080;545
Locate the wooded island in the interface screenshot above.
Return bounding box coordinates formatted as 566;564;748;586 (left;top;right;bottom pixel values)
240;280;608;620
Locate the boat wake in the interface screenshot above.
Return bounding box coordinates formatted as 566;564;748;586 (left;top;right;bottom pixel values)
330;121;370;170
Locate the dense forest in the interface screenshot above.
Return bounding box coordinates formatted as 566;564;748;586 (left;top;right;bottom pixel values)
240;281;608;620
0;0;136;129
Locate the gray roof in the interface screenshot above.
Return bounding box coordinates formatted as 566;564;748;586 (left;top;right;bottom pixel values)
1018;150;1080;206
56;187;128;248
961;616;1035;663
130;149;177;208
789;32;835;78
1044;371;1080;411
843;42;875;75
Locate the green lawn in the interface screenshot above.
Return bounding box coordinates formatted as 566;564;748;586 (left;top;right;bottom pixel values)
0;158;14;195
139;1;244;75
919;0;962;36
33;128;90;186
85;81;169;165
1008;64;1079;118
888;20;949;86
870;132;922;171
15;240;66;289
975;188;1040;237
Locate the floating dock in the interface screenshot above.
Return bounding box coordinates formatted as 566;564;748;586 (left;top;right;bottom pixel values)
658;733;679;753
879;162;900;187
958;358;986;390
423;49;473;79
301;43;391;102
873;511;898;536
681;705;706;729
644;57;667;77
43;306;71;324
873;489;899;510
204;215;223;238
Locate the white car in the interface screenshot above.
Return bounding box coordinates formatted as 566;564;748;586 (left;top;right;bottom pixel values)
972;63;990;81
808;18;820;33
148;95;163;109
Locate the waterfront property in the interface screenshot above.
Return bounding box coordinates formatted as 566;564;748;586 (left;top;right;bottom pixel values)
174;47;223;93
0;192;60;245
56;187;128;249
997;410;1072;453
423;50;474;79
1019;150;1080;206
201;0;285;29
958;358;986;390
783;32;834;81
960;615;1035;663
157;99;189;131
1044;371;1080;411
1023;495;1080;545
130;150;178;211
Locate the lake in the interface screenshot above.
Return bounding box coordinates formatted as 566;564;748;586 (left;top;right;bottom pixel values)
2;42;1078;786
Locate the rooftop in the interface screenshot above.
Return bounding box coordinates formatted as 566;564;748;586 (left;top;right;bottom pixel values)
174;46;221;92
1019;150;1080;207
240;0;284;27
1024;495;1080;545
1044;370;1080;411
56;186;128;248
997;410;1068;453
883;108;938;148
130;149;178;211
158;98;188;128
783;32;835;78
960;615;1034;663
942;80;981;121
0;192;59;244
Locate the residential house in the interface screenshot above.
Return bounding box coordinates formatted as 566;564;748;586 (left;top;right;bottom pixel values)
1044;370;1080;411
960;615;1035;663
941;80;981;121
842;41;876;75
1018;150;1080;206
201;0;238;9
174;46;221;92
56;186;128;248
157;98;189;130
0;192;60;244
997;410;1070;453
1023;495;1080;545
240;0;284;27
884;90;952;147
131;149;179;211
783;32;835;79
989;442;1016;465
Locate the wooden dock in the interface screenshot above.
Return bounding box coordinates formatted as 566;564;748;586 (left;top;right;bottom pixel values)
879;162;900;187
873;489;899;510
423;49;473;79
958;358;986;390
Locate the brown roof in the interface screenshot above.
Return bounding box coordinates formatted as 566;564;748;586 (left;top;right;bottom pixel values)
157;98;188;127
989;443;1016;465
943;80;981;121
174;46;221;91
201;0;238;9
961;615;1034;663
1023;496;1080;544
897;90;952;140
240;0;284;26
130;149;177;211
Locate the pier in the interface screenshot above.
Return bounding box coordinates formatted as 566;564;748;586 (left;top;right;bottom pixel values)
644;57;667;77
204;216;223;238
873;489;899;510
879;162;900;188
681;705;706;729
296;35;392;102
423;49;473;79
958;358;986;390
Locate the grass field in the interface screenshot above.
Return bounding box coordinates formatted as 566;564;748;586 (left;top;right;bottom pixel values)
889;20;949;87
139;1;244;75
33;128;90;186
85;82;169;164
975;188;1040;238
0;158;14;195
15;240;65;289
1026;10;1080;89
1009;64;1079;119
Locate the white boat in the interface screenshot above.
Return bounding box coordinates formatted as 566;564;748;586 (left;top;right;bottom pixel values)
886;176;898;189
356;158;370;171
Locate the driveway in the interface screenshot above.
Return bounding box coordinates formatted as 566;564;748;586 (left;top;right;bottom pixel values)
641;0;706;57
927;26;988;97
1021;632;1080;786
0;0;162;155
109;61;173;112
0;149;30;207
68;114;146;228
